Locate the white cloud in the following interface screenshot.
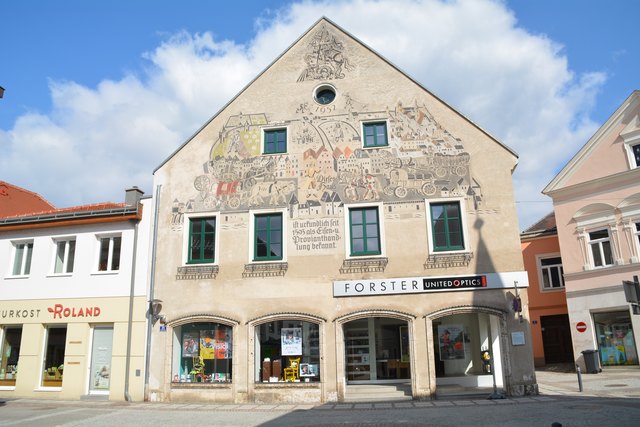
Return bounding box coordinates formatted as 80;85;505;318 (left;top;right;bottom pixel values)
0;0;605;229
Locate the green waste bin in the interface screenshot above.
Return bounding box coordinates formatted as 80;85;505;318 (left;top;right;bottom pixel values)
582;349;601;374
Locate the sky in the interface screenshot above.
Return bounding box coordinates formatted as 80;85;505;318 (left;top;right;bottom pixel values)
1;0;637;230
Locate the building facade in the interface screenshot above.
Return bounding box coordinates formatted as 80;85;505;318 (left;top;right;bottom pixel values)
544;90;640;371
0;186;151;401
147;18;535;403
521;213;573;367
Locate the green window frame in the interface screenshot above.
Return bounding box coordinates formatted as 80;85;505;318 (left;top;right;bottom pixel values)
254;213;283;261
363;122;388;148
264;129;287;154
430;202;464;251
188;217;216;263
349;207;381;256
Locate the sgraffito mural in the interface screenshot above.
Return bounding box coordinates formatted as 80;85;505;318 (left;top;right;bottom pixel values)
171;97;483;252
297;25;354;82
169;26;483;256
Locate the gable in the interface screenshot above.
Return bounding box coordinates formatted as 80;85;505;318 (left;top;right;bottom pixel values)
544;90;640;194
156;17;518;217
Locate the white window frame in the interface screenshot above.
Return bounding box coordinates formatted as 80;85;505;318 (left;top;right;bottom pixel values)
51;236;76;275
248;208;288;263
0;325;22;390
261;125;289;155
360;119;390;149
182;212;220;266
587;228;614;268
94;234;122;273
536;253;565;292
343;202;386;259
622;130;640;169
9;240;34;277
425;197;470;255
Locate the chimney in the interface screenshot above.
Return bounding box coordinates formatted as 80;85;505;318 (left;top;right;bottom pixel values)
125;186;144;206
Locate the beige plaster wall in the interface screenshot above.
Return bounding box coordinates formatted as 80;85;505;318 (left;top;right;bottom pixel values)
149;19;533;403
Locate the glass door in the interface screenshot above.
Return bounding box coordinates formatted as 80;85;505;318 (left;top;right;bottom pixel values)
89;326;113;393
345;318;375;381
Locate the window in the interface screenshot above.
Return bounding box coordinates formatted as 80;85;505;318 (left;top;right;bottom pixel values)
362;122;388;148
632;144;640;168
264;129;287;154
636;222;640;246
255;320;320;383
188;217;216;263
54;239;76;274
254;213;283;261
588;229;614;267
41;326;67;387
539;256;565;290
98;235;121;272
349;207;381;256
430;202;464;251
12;241;33;276
314;85;336;105
173;322;232;383
0;327;22;386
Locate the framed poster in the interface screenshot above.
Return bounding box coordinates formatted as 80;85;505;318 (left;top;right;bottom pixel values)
281;327;302;356
437;325;465;361
182;332;199;357
299;363;318;377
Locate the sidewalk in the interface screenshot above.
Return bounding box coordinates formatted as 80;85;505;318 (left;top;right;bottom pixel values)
535;364;640;398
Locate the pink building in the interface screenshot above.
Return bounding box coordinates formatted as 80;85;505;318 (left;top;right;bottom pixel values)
544;91;640;371
521;213;573;367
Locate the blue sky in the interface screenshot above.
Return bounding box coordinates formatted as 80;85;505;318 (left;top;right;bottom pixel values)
1;0;638;229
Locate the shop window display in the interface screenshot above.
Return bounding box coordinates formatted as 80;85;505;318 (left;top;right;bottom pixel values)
594;311;639;366
0;327;22;386
255;320;320;383
42;326;67;387
433;313;494;379
173;323;232;383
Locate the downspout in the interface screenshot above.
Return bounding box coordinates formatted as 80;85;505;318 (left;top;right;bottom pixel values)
124;207;140;402
144;184;161;401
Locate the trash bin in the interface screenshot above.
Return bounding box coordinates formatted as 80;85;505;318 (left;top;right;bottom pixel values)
581;349;601;374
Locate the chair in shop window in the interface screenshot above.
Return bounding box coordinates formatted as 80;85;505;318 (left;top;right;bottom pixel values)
283;357;300;382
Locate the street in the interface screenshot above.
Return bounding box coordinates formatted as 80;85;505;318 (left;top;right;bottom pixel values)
1;395;640;427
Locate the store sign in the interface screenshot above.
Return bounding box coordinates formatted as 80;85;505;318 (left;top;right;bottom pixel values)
1;309;42;319
333;271;528;297
423;275;487;290
48;303;101;319
576;322;587;333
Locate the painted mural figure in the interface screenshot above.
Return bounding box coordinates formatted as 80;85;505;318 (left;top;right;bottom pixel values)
171;96;483;228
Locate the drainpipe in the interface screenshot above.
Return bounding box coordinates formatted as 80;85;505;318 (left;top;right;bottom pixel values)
124;205;141;402
144;184;161;401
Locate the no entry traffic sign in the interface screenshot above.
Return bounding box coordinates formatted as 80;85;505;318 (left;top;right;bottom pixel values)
576;321;587;332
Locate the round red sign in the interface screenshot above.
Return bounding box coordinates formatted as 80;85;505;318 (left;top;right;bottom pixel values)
576;322;587;332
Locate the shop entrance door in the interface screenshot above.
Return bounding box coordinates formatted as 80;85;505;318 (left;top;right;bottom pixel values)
344;317;410;384
89;326;113;394
541;314;574;364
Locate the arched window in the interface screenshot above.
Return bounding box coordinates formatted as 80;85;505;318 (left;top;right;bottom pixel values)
254;320;320;383
172;322;232;383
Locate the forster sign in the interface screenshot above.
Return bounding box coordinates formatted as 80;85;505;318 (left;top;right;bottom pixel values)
333;272;528;297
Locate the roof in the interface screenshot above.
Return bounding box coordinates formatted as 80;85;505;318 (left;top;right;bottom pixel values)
0;181;55;218
154;16;518;173
520;212;557;239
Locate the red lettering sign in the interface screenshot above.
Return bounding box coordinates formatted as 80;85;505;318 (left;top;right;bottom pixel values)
47;304;102;319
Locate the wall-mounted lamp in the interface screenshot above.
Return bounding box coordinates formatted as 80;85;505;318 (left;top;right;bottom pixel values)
513;281;523;323
149;299;166;325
